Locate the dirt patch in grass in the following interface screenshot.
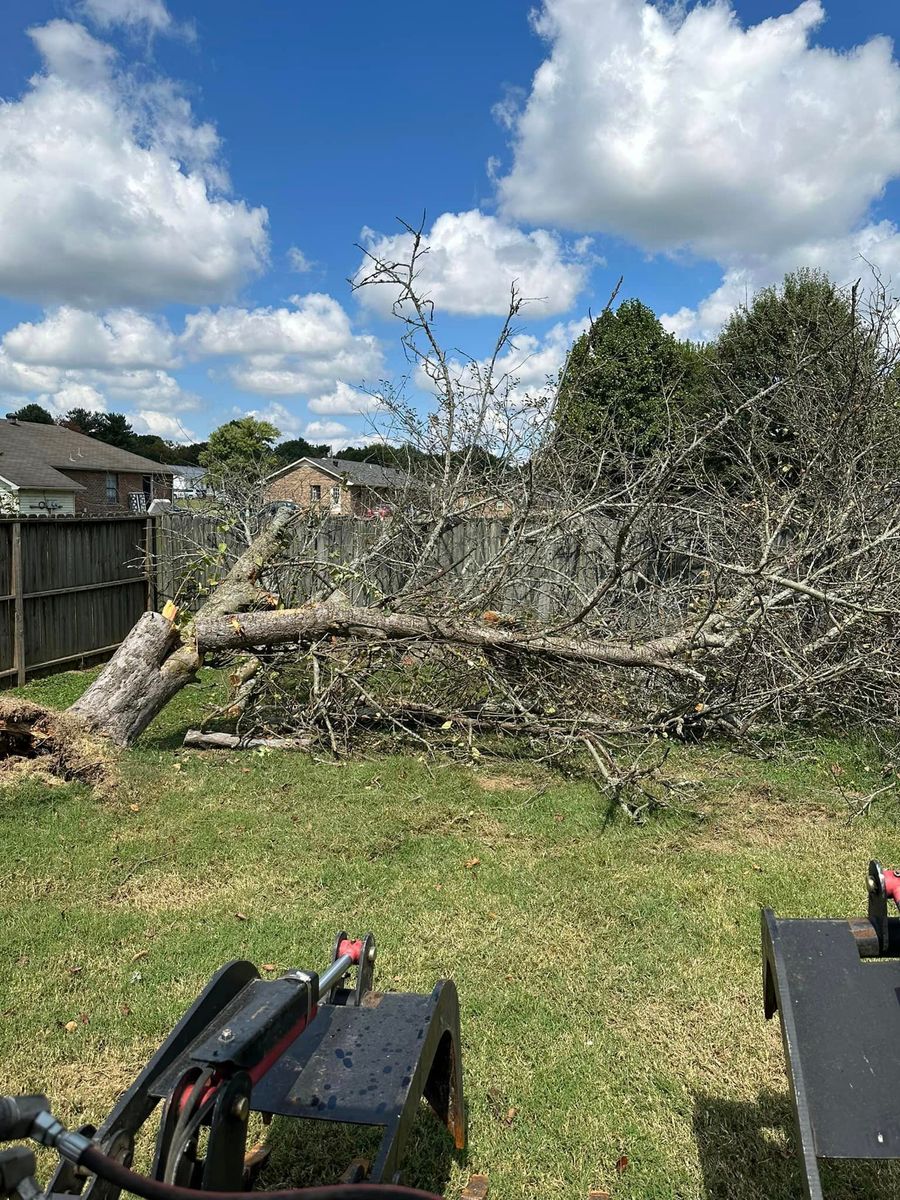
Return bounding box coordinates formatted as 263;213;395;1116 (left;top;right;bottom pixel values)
105;869;235;912
0;758;70;788
52;1052;148;1118
473;772;536;792
694;784;834;852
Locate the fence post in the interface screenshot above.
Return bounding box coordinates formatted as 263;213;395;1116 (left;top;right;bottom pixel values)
145;515;158;613
11;520;25;686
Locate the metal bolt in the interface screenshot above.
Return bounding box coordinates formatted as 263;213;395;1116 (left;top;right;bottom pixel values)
231;1096;249;1122
367;945;376;963
218;1027;234;1043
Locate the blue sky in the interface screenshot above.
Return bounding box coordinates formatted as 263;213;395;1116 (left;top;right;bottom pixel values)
1;0;899;448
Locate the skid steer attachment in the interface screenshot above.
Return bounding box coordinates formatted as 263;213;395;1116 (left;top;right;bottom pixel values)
763;861;900;1199
0;933;465;1200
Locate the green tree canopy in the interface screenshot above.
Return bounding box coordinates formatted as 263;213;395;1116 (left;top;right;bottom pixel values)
93;412;135;449
339;443;416;466
58;410;136;449
200;417;281;489
554;298;707;455
273;437;329;467
11;403;54;424
168;442;207;467
127;436;207;466
709;268;893;481
58;407;101;436
713;268;865;397
129;434;181;463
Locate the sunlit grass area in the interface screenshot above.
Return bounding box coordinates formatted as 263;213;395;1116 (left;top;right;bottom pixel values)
2;669;899;1197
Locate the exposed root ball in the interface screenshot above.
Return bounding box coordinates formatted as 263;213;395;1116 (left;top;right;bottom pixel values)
0;699;116;790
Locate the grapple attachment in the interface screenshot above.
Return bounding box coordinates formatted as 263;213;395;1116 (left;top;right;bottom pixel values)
762;861;900;1199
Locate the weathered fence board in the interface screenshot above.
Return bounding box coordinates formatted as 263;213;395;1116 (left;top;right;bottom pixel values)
0;508;698;689
152;511;628;619
0;516;149;686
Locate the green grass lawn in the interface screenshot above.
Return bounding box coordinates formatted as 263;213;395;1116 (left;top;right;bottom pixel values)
2;669;900;1198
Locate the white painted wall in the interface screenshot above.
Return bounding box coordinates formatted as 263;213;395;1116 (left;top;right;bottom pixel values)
8;487;76;516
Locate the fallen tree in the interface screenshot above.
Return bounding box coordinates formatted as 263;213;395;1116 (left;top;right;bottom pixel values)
6;248;900;820
0;507;298;766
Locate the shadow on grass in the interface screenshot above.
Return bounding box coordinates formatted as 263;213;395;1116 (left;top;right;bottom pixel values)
257;1103;464;1192
693;1090;900;1199
138;680;235;752
138;725;193;752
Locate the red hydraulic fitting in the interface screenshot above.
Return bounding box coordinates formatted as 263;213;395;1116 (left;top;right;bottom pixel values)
884;869;900;904
338;938;364;963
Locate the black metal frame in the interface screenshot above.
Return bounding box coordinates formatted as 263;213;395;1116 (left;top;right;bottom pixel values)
44;938;464;1196
762;863;900;1199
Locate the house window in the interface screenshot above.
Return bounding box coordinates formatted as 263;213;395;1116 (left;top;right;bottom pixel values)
105;472;118;506
309;484;321;503
330;484;341;512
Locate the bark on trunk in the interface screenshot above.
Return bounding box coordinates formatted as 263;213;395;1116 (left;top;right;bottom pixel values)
182;730;313;750
63;508;298;749
68;612;197;747
195;602;708;680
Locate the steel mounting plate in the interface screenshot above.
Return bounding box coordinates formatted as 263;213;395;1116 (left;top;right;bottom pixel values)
763;909;900;1198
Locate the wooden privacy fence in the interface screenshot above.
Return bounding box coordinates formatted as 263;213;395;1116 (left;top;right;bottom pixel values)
0;509;700;690
153;511;629;618
0;516;150;685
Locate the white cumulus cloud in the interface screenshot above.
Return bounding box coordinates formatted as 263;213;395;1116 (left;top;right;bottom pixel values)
3;307;177;369
0;20;267;307
183;294;385;403
356;210;588;317
496;0;900;340
662;221;900;341
75;0;180;35
287;247;314;273
304;419;351;440
40;382;108;416
0;350;60;395
0;302;197;420
132;410;195;441
497;0;900;262
308;381;385;416
182;294;358;358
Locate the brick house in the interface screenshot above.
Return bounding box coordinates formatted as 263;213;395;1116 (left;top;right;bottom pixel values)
266;456;408;517
0;417;174;516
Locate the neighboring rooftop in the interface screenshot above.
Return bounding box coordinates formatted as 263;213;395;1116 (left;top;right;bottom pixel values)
166;465;207;479
0;419;175;490
268;456;408;489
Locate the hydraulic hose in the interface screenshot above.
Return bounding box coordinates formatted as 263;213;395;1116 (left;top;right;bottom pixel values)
79;1144;443;1200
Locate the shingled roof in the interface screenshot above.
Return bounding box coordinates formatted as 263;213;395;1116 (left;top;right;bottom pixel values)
267;456;408;489
0;419;175;490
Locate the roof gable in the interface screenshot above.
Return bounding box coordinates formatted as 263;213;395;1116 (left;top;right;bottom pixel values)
0;419;175;489
267;455;408;489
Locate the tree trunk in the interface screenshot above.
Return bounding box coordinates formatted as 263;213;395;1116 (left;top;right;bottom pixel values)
68;612;197;747
3;506;717;761
63;507;298;749
194;601;709;680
